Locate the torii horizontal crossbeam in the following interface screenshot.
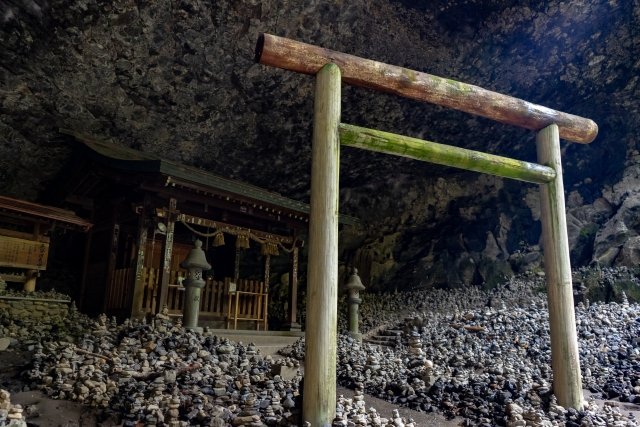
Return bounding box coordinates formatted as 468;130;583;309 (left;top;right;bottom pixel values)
255;33;598;144
339;123;556;184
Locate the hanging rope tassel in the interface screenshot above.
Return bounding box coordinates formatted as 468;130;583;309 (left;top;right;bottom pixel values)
236;234;250;249
213;232;225;247
261;241;279;256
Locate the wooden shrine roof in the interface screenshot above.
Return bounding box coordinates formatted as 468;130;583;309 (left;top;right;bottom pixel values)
61;130;358;225
0;195;92;231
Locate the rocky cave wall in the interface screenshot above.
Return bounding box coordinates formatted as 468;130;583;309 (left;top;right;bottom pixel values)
1;0;639;291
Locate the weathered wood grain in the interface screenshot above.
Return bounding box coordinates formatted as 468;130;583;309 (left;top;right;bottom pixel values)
256;33;598;144
537;124;584;409
339;123;556;184
303;63;341;426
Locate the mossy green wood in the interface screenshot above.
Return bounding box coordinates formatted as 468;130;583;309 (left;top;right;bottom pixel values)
256;33;598;144
537;124;584;410
339;123;556;184
304;63;341;426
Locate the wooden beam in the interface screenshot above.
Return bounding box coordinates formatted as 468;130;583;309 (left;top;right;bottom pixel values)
0;195;92;231
0;228;50;243
169;212;294;244
143;181;310;228
256;33;598;144
339;123;556;184
303;63;341;426
537;124;584;409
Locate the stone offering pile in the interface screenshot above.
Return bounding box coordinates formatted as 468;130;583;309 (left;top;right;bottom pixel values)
287;278;640;426
0;389;26;427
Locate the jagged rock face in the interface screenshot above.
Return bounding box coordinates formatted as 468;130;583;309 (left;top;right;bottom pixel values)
1;0;639;289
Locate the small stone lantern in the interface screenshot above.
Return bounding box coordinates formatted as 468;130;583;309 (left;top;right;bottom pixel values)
345;267;365;341
180;239;211;330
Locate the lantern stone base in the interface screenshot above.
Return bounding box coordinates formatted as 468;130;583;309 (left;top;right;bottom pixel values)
283;321;302;332
348;331;362;341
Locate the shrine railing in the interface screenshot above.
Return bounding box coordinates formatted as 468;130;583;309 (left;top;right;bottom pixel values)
137;268;265;325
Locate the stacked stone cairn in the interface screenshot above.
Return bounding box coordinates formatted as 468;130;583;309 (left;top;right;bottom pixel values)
284;272;640;426
0;389;26;427
1;267;639;426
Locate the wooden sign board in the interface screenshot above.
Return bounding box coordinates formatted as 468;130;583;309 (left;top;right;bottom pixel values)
0;235;49;270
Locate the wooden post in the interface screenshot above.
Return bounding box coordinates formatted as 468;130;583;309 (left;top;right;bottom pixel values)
537;124;584;409
256;33;598;144
23;269;38;293
130;206;148;319
103;221;120;313
303;63;341;426
157;198;177;314
79;221;94;310
263;254;271;291
286;245;301;331
233;247;241;281
261;254;271;331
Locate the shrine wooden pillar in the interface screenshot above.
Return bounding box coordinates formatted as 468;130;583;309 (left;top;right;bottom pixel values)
157;198;177;313
234;247;241;281
102;205;120;314
285;245;301;331
23;223;42;292
130;203;148;319
263;254;271;290
78;212;95;311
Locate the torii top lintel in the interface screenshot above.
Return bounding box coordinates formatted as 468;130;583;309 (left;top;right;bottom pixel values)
255;33;597;144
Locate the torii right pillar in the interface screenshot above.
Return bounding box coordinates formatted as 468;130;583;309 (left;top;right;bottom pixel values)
537;124;584;409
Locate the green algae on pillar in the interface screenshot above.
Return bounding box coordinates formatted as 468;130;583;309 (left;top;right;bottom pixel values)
303;63;341;426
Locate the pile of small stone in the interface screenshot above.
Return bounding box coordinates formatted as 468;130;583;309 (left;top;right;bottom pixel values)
23;313;422;426
337;274;544;336
0;286;71;300
333;388;416;426
0;291;419;426
284;294;640;425
0;301;84;343
26;314;303;425
0;389;26;427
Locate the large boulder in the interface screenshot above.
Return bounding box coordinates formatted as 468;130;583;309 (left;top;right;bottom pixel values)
593;160;640;267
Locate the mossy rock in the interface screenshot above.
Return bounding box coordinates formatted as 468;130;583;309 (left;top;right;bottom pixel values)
477;258;513;290
610;280;640;303
578;267;640;303
571;223;599;266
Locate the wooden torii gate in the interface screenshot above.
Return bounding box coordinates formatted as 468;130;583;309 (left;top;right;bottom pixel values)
255;33;598;426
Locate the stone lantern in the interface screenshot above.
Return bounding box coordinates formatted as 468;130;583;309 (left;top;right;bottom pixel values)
180;239;211;330
345;267;365;341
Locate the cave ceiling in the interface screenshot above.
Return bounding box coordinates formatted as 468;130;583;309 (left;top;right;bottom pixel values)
1;0;638;214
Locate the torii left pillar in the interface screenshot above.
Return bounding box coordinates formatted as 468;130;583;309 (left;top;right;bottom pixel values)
303;63;341;426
